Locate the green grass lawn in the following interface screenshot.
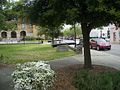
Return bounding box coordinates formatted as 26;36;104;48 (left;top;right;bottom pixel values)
0;44;75;64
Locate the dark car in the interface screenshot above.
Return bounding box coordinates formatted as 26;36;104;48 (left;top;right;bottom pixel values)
90;38;111;50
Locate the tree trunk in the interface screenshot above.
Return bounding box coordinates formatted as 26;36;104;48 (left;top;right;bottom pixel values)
81;23;92;69
74;24;77;47
51;36;54;45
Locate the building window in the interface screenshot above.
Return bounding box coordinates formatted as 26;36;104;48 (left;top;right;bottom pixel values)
11;31;17;38
20;31;26;37
1;32;7;38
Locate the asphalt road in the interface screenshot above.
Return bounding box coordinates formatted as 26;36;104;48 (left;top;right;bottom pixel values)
100;44;120;57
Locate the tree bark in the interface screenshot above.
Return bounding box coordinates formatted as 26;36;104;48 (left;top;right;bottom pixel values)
81;23;92;69
74;24;77;47
51;36;54;45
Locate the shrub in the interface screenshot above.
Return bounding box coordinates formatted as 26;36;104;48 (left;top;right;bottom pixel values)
12;61;55;90
24;36;36;41
74;70;120;90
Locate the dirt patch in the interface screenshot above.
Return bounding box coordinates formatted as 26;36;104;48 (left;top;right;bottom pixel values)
0;63;14;69
50;64;118;90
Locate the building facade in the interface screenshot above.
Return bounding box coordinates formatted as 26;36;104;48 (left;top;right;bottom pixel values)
90;24;120;44
109;24;120;44
0;17;38;40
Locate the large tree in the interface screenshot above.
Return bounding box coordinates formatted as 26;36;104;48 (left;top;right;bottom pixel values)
0;0;18;30
28;0;120;68
0;0;7;30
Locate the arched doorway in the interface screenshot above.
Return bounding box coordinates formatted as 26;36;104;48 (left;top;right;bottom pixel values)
11;31;17;38
1;32;7;38
20;31;26;37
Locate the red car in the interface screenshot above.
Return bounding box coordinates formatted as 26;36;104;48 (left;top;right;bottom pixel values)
90;38;111;50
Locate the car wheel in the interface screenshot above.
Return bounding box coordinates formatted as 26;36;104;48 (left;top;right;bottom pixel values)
96;46;100;51
108;48;111;50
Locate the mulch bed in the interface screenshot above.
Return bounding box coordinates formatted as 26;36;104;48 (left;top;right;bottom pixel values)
0;64;118;90
0;63;14;68
50;64;118;90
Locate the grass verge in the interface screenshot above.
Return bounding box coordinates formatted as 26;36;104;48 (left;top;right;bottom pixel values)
0;44;75;64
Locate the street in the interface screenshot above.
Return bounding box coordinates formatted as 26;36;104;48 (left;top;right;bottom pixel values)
100;44;120;57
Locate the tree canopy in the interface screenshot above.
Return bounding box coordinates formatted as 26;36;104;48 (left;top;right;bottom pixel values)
0;0;18;30
27;0;120;68
63;24;82;38
38;26;63;38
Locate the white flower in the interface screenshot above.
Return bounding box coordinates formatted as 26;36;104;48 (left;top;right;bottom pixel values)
12;61;55;90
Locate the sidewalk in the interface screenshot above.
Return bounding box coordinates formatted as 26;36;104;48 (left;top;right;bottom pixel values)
49;50;120;70
73;50;120;70
1;50;120;90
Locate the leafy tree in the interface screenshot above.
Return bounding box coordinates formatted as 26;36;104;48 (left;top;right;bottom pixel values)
63;24;82;47
0;0;7;30
38;26;63;44
71;24;82;47
27;0;120;69
0;0;18;30
0;13;6;30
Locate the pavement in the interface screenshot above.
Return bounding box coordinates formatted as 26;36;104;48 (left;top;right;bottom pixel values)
49;50;120;70
1;50;120;90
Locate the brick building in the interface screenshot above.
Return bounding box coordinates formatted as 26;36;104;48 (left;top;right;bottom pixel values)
0;17;38;40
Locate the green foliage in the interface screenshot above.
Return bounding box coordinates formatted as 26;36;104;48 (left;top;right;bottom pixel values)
28;0;120;28
0;12;6;30
63;24;82;38
38;26;63;39
0;1;18;30
74;70;120;90
24;36;36;41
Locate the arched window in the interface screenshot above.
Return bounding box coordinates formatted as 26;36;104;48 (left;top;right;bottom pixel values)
11;31;17;38
1;32;7;38
20;31;26;37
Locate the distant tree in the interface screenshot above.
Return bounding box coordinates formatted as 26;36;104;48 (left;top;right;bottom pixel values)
38;26;63;44
27;0;120;69
0;0;7;30
0;0;18;30
63;24;82;47
63;24;82;46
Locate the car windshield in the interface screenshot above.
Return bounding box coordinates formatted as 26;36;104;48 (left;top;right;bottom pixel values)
105;39;110;42
96;39;106;43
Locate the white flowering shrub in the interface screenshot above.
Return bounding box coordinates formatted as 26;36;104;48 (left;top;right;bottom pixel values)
12;61;55;90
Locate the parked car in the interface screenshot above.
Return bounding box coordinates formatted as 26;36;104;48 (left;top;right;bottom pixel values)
90;38;111;50
105;38;110;42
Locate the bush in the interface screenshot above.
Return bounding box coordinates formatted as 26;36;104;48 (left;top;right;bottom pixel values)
74;70;120;90
24;36;36;41
12;61;55;90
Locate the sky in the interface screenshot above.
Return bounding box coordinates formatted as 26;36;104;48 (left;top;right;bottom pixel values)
63;24;72;30
7;0;19;2
90;26;109;38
